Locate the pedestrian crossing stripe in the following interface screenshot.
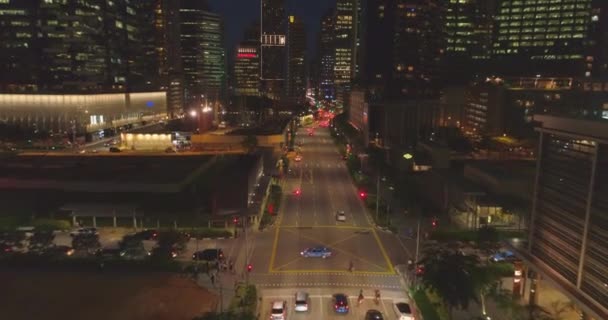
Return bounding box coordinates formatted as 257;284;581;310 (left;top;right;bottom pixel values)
257;272;398;277
255;282;402;289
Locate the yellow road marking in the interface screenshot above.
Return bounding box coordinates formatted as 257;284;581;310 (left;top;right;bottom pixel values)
275;227;390;272
279;225;365;229
372;228;395;274
271;269;395;275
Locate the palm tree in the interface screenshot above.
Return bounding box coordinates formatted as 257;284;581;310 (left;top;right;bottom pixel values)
420;248;480;320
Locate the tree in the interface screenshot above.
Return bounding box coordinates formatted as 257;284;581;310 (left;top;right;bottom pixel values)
28;231;55;253
72;234;101;254
471;264;503;318
420;248;480;320
241;135;258;153
476;226;500;255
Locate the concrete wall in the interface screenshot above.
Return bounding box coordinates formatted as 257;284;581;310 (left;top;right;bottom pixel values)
191;132;285;149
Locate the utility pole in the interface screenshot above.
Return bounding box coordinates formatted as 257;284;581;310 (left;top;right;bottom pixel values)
413;216;421;288
375;174;380;222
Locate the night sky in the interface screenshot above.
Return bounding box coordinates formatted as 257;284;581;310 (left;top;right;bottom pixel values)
208;0;335;59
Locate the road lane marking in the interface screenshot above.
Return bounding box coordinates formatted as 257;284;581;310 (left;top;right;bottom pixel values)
371;228;396;274
268;225;281;273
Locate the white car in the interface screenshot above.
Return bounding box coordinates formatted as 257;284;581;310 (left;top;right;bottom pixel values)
393;301;414;320
270;300;287;320
294;291;309;312
69;227;98;237
336;211;346;222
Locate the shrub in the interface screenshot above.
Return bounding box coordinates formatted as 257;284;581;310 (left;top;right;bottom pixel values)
188;228;232;239
32;219;71;231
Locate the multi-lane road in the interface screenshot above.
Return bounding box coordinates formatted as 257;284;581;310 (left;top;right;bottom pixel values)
248;125;416;319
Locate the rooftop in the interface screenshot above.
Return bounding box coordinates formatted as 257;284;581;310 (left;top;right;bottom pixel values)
466;160;536;181
0;155;216;191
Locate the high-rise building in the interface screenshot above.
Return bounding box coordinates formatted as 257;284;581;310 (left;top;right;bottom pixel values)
444;0;497;81
260;0;286;100
234;22;260;97
319;8;336;101
0;0;160;94
334;0;357;87
527;115;608;320
154;0;184;117
286;15;306;106
0;0;38;92
180;0;226;108
363;0;445;99
492;0;606;77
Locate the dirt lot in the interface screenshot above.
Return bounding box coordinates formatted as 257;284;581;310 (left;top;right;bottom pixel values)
0;270;217;320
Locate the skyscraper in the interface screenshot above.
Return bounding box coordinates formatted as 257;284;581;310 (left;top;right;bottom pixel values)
234;23;260;97
334;0;357;86
363;0;445;99
0;0;38;92
154;0;184;117
180;0;226;108
492;0;604;77
260;0;286;100
286;15;306;106
0;0;159;94
444;0;497;81
319;8;336;101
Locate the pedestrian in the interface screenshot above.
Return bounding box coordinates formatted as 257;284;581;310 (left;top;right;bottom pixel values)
229;259;234;272
210;274;215;286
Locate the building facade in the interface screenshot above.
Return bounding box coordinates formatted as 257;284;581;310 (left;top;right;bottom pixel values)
286;16;306;107
180;0;226;110
260;0;286;100
492;0;607;77
155;0;184;117
528;115;608;320
334;0;357;87
319;8;336;102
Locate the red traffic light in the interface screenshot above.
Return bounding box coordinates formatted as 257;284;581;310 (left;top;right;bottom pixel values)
233;217;239;224
247;264;253;272
359;191;367;199
294;188;301;196
431;218;437;228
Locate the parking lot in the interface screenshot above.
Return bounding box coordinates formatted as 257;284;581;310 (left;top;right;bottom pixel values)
259;288;413;320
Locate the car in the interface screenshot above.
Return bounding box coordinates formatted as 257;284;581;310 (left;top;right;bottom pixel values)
393;301;414;320
333;294;349;314
490;250;519;263
120;247;150;260
300;247;332;258
294;154;302;162
109;146;121;152
96;248;122;259
270;300;287;320
44;245;75;257
192;248;225;261
133;229;158;241
336;210;346;222
294;291;309;312
69;227;98;237
365;309;384;320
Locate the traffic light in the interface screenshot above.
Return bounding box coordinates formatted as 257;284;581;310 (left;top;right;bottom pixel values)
247;264;253;272
233;216;239;224
294;188;301;196
431;218;438;228
359;191;367;199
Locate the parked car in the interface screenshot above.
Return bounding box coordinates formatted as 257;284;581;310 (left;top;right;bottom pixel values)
120;247;150;260
192;248;224;262
393;301;414;320
44;245;75;257
270;300;287;320
294;291;309;312
336;210;346;222
96;248;122;259
109;147;121;152
300;247;332;258
490;250;519;263
365;309;384;320
133;229;158;241
333;294;349;314
69;227;98;237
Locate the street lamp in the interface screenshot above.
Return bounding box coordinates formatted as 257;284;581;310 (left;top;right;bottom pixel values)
403;153;413;160
190;110;198;117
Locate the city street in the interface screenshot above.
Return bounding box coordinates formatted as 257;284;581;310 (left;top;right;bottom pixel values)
245;125;416;319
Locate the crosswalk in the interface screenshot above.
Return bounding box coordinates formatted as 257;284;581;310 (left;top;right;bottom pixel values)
250;272;404;290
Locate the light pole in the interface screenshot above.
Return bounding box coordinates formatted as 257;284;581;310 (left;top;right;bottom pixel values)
375;175;380;222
